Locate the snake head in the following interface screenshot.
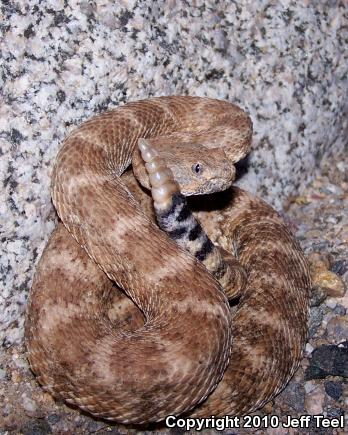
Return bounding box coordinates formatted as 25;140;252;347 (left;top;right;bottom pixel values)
133;139;236;196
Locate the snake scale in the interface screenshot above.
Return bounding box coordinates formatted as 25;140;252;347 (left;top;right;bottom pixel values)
25;96;310;424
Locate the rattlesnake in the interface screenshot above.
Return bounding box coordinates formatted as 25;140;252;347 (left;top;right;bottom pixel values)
25;96;310;424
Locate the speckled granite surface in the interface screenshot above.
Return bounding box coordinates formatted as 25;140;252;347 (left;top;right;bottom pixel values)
1;0;347;358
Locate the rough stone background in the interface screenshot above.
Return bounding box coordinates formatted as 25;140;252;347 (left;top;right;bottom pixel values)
2;0;347;346
0;1;347;431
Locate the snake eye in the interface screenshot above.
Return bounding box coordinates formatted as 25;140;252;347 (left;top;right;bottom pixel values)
192;163;203;175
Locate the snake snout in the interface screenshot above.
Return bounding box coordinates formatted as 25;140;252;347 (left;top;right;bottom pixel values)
203;176;234;194
207;162;236;194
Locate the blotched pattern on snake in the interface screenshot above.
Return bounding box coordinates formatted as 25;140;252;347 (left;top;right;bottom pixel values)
25;96;310;424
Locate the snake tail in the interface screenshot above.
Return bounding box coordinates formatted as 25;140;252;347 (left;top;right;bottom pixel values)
138;138;236;293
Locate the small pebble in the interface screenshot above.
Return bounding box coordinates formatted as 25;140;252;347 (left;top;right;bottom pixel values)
325;298;337;310
305;343;348;379
312;270;346;298
259;400;274;414
333;304;346;315
322;310;336;328
326;317;348;344
330;259;347;276
305;342;314;356
307;253;347;301
305;386;325;414
22;394;37;414
47;413;60;424
293;195;311;205
326;407;345;418
324;381;343;401
310;285;327;307
304;380;317;394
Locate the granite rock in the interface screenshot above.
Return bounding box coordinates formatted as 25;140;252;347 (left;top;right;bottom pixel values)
1;0;347;350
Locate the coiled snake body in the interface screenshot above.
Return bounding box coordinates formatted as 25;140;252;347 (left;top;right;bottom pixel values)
25;96;310;423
